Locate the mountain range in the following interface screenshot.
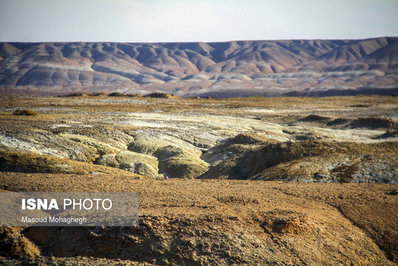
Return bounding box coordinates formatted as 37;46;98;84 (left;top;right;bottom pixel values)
1;37;397;97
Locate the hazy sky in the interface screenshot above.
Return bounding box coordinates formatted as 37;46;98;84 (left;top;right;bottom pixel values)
1;0;398;42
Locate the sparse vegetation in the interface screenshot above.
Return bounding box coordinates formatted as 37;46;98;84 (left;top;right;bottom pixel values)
59;92;87;97
12;108;38;116
144;92;176;98
108;92;126;97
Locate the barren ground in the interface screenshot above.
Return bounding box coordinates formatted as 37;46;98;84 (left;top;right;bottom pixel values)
0;95;397;264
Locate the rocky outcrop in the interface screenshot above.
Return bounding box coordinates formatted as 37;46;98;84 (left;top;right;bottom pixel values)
96;150;159;177
0;96;397;182
200;138;398;183
128;135;208;178
0;227;40;259
0;149;140;176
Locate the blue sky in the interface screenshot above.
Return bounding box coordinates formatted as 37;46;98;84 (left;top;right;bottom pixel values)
1;0;398;42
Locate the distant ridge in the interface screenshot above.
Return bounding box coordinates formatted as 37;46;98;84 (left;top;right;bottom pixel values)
1;37;397;97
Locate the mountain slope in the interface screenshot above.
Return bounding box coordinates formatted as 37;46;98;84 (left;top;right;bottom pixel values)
0;37;397;96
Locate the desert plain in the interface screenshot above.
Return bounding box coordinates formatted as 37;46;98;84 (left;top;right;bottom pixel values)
0;94;397;265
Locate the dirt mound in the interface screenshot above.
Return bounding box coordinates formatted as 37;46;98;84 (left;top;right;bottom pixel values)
95;150;159;177
226;133;272;145
350;117;396;129
300;114;332;123
0;150;140;177
107;92;126;97
202;141;323;179
327;117;352;126
200;140;398;183
200;141;314;179
158;157;208;179
155;146;208;178
0;227;40;259
128;135;208;178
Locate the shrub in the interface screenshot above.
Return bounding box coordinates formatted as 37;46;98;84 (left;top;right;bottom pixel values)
13;108;38;116
108;92;126;97
144;92;173;98
60;92;86;97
